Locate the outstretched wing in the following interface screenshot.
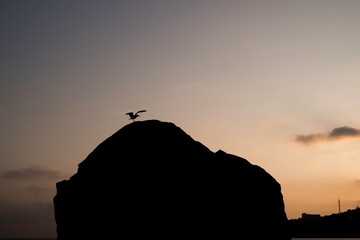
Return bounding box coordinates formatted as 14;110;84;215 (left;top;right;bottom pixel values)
126;112;134;117
136;110;146;114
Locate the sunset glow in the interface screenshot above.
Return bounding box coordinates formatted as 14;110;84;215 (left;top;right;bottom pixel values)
1;0;360;237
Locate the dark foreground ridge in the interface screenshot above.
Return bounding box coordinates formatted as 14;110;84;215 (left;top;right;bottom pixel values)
54;120;289;239
289;208;360;237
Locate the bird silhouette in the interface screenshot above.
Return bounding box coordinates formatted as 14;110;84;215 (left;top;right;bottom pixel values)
126;110;146;121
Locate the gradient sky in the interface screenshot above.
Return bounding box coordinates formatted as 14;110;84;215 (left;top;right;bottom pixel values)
1;0;360;237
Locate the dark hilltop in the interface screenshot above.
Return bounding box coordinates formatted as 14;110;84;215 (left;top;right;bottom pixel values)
54;120;289;239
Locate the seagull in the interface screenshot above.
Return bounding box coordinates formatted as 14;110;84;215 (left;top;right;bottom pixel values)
126;110;146;121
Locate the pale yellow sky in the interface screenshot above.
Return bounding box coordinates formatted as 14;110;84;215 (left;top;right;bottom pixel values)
1;0;360;237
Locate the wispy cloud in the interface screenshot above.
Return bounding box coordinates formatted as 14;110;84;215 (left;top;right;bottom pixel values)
295;133;325;145
296;126;360;145
26;186;51;195
354;178;360;186
0;165;62;180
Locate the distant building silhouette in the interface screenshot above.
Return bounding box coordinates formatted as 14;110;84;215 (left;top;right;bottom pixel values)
302;213;320;220
289;208;360;237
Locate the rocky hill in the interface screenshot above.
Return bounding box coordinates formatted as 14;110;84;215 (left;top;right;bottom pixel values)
54;120;289;239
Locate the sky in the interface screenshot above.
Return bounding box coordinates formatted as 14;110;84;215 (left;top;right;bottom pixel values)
1;0;360;237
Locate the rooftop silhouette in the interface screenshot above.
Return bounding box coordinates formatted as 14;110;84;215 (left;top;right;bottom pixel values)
289;208;360;237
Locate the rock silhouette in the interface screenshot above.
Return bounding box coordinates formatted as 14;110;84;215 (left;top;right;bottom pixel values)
54;120;289;239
